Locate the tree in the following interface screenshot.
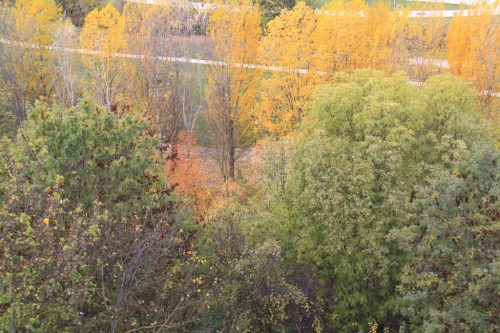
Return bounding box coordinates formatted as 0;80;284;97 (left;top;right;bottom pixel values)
246;70;491;331
205;4;262;180
0;0;61;121
55;0;108;26
370;7;410;75
80;3;127;112
408;9;447;82
313;0;374;75
123;2;175;158
257;0;296;30
447;2;499;117
257;2;321;137
0;102;201;332
52;18;80;107
369;4;447;78
124;2;207;159
392;145;499;332
0;83;18;138
167;133;210;217
196;202;322;332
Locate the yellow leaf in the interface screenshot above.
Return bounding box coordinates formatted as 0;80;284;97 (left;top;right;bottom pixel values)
257;2;322;137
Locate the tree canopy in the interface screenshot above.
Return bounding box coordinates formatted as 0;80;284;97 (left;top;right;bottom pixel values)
0;0;499;331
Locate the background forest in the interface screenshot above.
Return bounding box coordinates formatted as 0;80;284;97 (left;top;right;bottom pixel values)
0;0;498;332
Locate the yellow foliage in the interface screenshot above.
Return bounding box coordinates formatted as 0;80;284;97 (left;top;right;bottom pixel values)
122;2;171;116
211;6;261;112
370;6;410;74
447;1;499;117
404;3;447;81
205;5;262;179
80;4;126;55
4;0;61;117
13;0;61;46
313;0;374;74
369;3;447;79
257;2;322;137
80;4;128;111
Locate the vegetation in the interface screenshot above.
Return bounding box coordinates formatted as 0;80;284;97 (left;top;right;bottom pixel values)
0;0;498;332
0;103;202;332
202;71;493;332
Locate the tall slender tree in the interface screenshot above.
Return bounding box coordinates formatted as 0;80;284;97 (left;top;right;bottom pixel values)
205;3;262;180
257;2;320;137
0;0;60;121
313;0;374;75
52;18;79;107
80;3;127;112
448;1;499;117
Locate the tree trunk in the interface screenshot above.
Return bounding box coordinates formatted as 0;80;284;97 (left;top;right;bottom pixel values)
228;121;235;180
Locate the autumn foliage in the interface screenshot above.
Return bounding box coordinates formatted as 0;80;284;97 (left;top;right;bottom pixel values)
0;0;499;331
167;133;214;215
448;1;499;115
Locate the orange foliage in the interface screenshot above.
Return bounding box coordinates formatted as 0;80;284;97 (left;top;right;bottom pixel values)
168;133;207;195
166;133;214;217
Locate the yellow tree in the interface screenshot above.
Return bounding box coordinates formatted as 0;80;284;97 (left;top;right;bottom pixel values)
206;4;262;180
123;1;206;151
123;2;174;157
80;4;127;111
448;1;499;116
370;6;410;75
313;0;373;75
369;3;447;81
257;2;321;137
404;3;447;82
0;0;60;121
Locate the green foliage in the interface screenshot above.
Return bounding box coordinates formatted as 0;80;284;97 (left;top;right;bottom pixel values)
392;145;499;332
1;69;497;332
0;85;18;138
55;0;108;26
0;110;17;138
258;0;296;30
0;102;198;331
239;70;492;331
197;203;322;332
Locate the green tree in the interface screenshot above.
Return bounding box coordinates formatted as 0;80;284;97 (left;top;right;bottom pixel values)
0;83;18;138
55;0;117;26
392;145;499;333
0;102;199;332
246;70;492;331
258;0;296;30
197;202;322;332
